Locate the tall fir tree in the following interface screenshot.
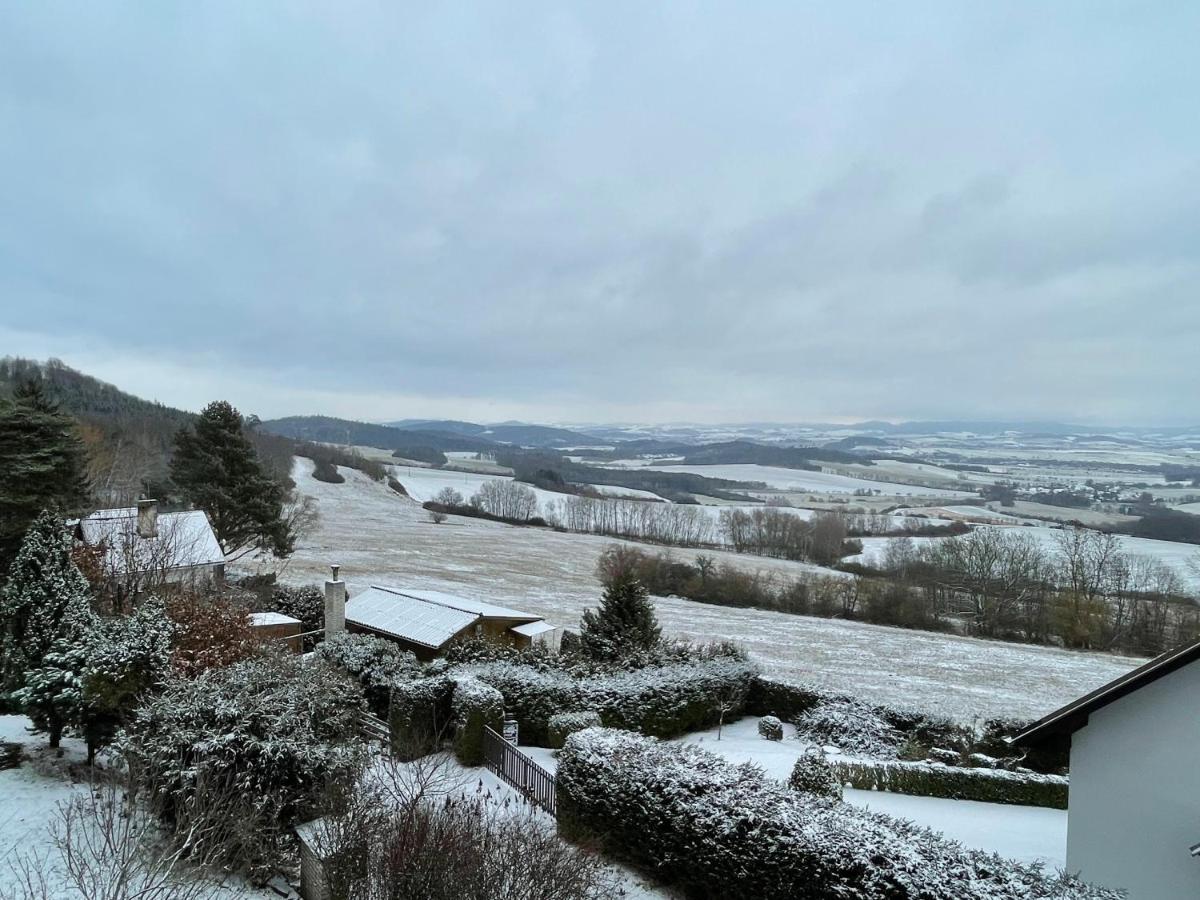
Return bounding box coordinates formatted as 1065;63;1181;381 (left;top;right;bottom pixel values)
578;570;662;660
170;400;293;559
0;510;95;746
0;379;91;575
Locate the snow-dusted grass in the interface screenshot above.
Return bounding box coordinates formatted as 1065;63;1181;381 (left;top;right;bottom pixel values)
627;463;974;497
259;460;1143;724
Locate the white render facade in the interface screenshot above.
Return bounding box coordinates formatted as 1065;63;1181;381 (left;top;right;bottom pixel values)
1065;659;1200;898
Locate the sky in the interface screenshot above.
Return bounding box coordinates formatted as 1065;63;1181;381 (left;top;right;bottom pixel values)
1;2;1197;426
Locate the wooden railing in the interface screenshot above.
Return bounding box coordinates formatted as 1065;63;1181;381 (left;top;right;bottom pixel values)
358;711;390;745
482;726;557;817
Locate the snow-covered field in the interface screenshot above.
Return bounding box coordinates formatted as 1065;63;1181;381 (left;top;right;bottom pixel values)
260;460;1144;724
624;463;974;498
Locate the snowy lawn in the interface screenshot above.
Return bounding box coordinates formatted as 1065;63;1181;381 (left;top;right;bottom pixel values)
628;463;974;498
257;460;1143;724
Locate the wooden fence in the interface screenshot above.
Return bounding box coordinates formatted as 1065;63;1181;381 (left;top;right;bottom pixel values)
482;725;557;816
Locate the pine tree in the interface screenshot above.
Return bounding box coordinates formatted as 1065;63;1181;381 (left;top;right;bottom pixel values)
0;379;91;575
578;570;662;660
0;511;95;746
170;400;293;559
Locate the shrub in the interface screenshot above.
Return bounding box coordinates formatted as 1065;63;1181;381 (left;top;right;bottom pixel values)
788;750;842;800
975;717;1068;774
466;657;757;746
270;584;324;649
556;728;1116;900
547;711;602;749
120;654;365;877
318;631;422;716
389;676;454;761
387;476;408;496
312;458;346;483
757;715;783;741
451;676;504;765
835;759;1069;809
165;591;258;676
745;675;825;721
794;698;903;758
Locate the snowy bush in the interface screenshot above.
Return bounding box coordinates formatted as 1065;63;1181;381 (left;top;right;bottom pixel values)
269;584;324;648
465;656;757;746
120;654;366;876
548;710;602;749
556;728;1118;900
757;715;783;741
451;676;504;765
788;749;842;799
794;698;903;758
836;759;1069;809
318;631;422;715
389;676;454;760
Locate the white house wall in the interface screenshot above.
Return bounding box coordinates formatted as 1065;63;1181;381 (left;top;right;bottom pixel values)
1067;660;1200;898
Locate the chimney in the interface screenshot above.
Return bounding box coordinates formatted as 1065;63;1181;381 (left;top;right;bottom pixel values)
137;499;159;539
324;564;346;640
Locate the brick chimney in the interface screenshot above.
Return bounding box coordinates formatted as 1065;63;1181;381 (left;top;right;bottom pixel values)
136;499;159;539
324;564;346;640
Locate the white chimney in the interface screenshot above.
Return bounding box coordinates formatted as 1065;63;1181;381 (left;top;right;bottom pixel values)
324;564;346;640
137;499;159;539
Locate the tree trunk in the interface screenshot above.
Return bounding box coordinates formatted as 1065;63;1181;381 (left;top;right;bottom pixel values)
49;721;62;749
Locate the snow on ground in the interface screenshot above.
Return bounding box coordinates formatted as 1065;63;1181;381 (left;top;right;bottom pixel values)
387;463;567;509
521;718;1065;869
626;463;974;498
259;460;1143;723
848;526;1200;593
579;483;670;501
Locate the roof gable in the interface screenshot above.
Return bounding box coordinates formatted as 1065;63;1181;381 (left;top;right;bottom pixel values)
79;508;224;574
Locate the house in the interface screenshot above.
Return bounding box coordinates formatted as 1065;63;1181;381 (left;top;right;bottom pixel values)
322;569;559;661
74;500;225;592
1013;637;1200;899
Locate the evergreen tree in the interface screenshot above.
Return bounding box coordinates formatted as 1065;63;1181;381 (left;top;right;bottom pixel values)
0;379;91;574
171;401;293;559
578;570;662;660
0;511;95;746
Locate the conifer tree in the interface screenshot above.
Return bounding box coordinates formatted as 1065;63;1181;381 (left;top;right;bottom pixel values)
0;511;95;746
0;379;91;574
170;400;293;559
578;569;662;660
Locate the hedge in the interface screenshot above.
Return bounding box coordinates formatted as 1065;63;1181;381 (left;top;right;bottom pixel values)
557;728;1115;900
450;676;504;766
389;677;453;761
836;759;1069;809
547;711;602;749
466;657;756;746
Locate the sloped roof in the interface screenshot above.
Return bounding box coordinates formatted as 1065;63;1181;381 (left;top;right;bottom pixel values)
346;586;479;649
1012;636;1200;748
78;508;224;574
510;620;557;637
249;612;301;627
394;588;541;622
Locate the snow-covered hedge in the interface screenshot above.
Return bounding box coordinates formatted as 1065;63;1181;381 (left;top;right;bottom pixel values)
789;751;841;799
466;657;756;746
557;728;1116;900
450;676;504;765
318;632;422;716
389;676;453;761
757;715;783;741
547;711;602;749
794;698;904;758
836;759;1069;809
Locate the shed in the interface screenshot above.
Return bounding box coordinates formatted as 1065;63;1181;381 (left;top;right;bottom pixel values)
249;611;303;653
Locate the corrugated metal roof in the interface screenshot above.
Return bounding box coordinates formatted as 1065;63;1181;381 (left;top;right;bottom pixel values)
510;620;556;637
346;586;479;649
79;509;224;574
394;588;540;621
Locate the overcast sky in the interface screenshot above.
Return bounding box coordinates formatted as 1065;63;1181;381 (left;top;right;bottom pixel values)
1;3;1197;426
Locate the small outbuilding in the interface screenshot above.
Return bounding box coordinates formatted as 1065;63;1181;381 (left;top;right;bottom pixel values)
1013;636;1200;899
249;611;304;653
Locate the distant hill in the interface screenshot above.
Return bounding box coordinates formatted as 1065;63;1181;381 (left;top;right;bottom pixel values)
261;416;498;453
383;419;603;448
678;440;868;469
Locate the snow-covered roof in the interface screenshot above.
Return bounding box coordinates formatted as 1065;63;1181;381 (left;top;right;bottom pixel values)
345;585;543;649
249;612;301;627
510;620;557;638
78;508;224;574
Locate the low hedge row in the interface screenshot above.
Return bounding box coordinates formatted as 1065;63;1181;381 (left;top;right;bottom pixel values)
547;711;602;749
466;658;757;746
389;676;453;761
835;759;1069;809
557;728;1114;900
